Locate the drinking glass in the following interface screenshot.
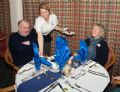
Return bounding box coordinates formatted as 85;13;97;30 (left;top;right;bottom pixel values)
34;61;41;79
80;60;87;74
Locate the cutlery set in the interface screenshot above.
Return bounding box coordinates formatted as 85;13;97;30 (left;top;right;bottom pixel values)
89;62;97;68
43;81;65;92
65;80;82;92
18;67;33;74
75;72;86;80
74;83;91;92
88;69;108;78
71;71;86;80
21;72;37;82
71;72;82;79
43;81;58;92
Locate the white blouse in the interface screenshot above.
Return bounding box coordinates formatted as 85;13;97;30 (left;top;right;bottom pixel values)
34;14;58;36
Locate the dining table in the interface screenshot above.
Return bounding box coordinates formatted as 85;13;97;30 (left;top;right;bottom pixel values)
15;59;110;92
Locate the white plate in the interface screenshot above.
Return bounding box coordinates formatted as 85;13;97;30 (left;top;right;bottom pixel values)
62;31;76;36
49;63;59;73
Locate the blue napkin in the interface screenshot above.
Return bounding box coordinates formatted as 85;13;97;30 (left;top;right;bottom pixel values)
17;71;62;92
73;40;88;64
33;42;52;70
54;36;71;70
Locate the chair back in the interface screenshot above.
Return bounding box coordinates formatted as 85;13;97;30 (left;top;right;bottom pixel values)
5;48;19;71
5;48;13;64
0;31;7;58
0;85;15;92
104;47;116;70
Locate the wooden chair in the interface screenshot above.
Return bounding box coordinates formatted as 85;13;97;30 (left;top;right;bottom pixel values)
0;31;7;58
5;48;19;72
0;48;18;92
0;85;15;92
104;47;116;70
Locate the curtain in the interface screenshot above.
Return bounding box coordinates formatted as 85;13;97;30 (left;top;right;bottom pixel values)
0;0;11;57
22;0;120;62
0;0;11;34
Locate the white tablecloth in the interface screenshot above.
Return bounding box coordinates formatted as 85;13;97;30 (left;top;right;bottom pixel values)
16;60;110;92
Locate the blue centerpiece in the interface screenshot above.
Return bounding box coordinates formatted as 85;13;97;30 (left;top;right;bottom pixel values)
73;40;88;65
54;36;71;70
32;42;52;70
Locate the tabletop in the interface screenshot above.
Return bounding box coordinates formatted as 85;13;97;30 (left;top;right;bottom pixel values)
15;60;110;92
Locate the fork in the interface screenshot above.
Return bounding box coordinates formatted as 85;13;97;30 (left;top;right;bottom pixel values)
74;83;91;92
71;73;82;79
75;71;86;80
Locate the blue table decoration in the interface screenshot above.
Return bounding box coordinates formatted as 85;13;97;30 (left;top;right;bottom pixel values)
33;42;52;70
54;36;71;70
73;40;88;65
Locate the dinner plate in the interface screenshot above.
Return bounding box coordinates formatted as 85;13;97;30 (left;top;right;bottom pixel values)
62;31;76;36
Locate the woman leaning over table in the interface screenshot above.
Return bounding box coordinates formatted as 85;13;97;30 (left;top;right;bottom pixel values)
85;23;109;66
34;2;66;56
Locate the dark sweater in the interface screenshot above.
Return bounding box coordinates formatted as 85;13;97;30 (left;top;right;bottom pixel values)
9;30;37;67
85;38;109;66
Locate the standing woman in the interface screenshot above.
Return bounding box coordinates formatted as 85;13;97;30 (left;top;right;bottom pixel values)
34;2;64;56
85;24;109;66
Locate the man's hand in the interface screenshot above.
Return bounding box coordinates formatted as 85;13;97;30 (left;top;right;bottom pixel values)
22;41;30;45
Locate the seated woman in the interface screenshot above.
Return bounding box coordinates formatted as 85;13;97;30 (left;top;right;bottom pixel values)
85;23;109;66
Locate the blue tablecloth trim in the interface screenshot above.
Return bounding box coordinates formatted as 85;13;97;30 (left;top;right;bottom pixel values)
17;71;62;92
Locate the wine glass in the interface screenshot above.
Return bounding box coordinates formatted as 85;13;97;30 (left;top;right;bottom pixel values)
80;60;87;74
63;64;72;77
34;61;41;79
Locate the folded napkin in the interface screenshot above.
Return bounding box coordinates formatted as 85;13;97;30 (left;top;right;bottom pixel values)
33;42;52;70
73;40;88;64
17;71;62;92
54;36;71;70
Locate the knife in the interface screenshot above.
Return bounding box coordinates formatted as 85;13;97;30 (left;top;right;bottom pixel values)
18;67;33;74
89;62;97;68
88;70;105;76
43;82;58;92
47;83;59;92
88;71;108;78
71;73;82;79
58;83;65;92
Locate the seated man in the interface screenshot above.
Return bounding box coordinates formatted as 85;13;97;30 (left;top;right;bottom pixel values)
9;19;37;67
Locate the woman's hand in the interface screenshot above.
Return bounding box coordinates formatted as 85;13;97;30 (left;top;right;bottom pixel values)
37;32;44;56
111;76;120;86
112;76;120;80
39;48;43;56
